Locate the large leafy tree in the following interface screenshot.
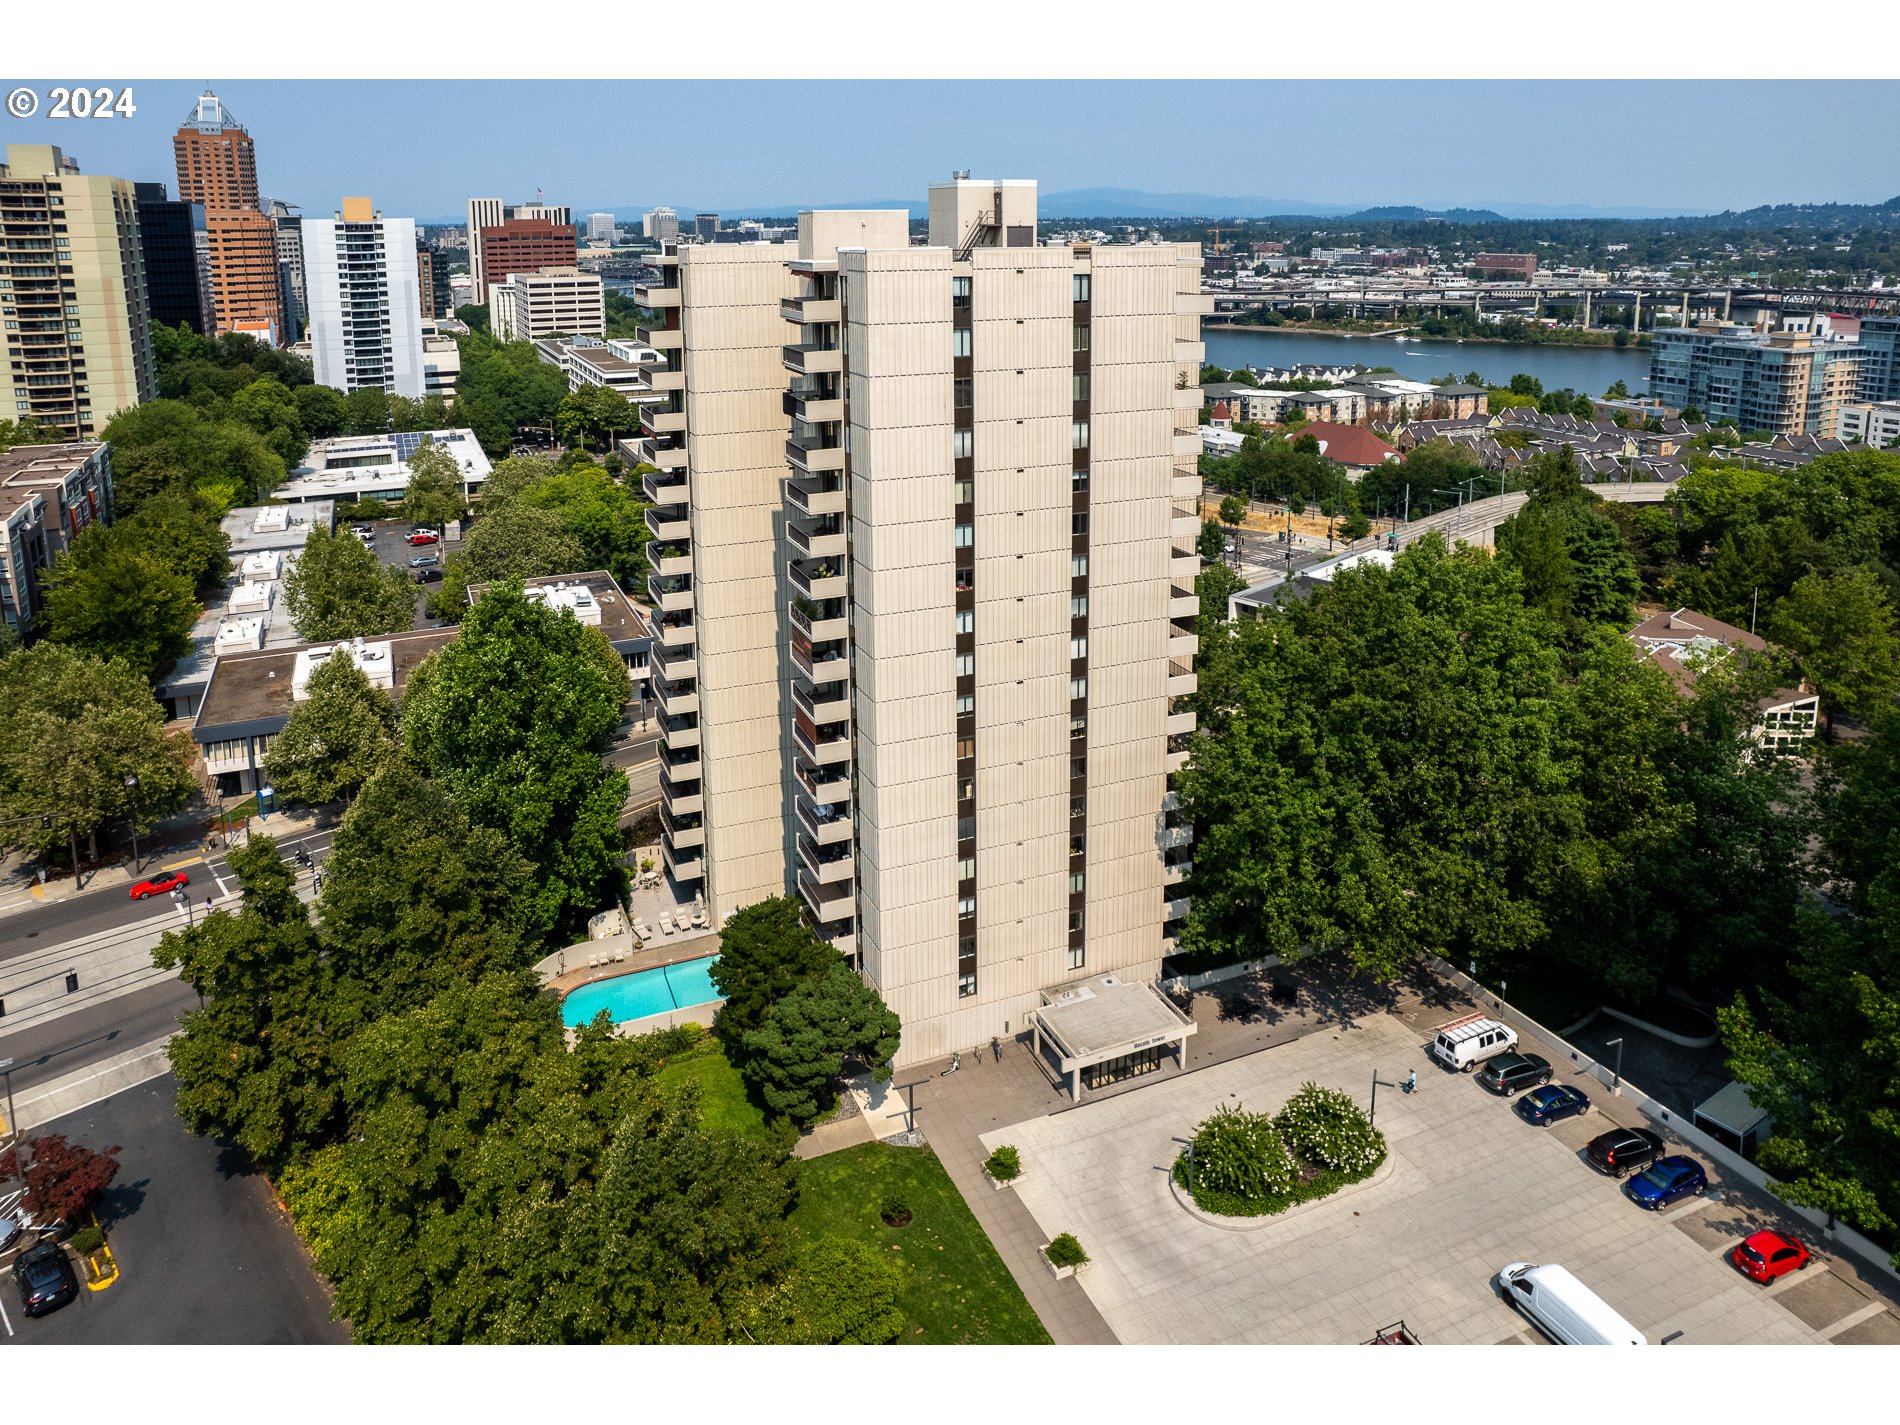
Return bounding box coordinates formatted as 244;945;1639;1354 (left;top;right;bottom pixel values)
746;1238;905;1345
294;383;349;440
316;762;535;1020
118;489;232;595
0;1135;121;1222
459;501;588;583
403;439;468;528
98;399;286;514
229;377;309;466
1767;569;1900;737
0;643;196;868
516;461;650;586
281;525;418;641
262;654;400;807
708;897;840;1045
38;522;201;677
741;961;901;1123
153;837;340;1172
1496;448;1640;636
401;580;631;940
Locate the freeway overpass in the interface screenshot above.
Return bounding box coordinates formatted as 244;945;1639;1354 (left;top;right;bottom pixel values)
1209;282;1900;327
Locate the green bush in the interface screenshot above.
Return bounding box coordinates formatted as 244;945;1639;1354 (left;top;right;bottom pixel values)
984;1145;1022;1182
69;1224;106;1256
1275;1081;1387;1174
757;1237;905;1344
1044;1233;1088;1269
1186;1101;1296;1202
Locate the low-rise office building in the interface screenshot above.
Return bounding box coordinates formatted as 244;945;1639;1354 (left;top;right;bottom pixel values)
0;442;113;638
535;336;664;402
490;265;606;342
1628;607;1817;754
1836;399;1900;448
271;429;491;505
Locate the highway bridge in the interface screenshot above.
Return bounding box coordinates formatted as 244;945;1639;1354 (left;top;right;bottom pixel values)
1208;283;1900;327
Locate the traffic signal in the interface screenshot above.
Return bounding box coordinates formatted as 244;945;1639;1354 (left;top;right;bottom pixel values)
39;815;52;829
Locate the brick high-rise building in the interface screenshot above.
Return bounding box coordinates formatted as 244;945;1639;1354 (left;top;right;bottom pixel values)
172;90;282;344
477;217;577;303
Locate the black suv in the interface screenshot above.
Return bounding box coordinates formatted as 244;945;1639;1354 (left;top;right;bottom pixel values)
13;1241;78;1318
1585;1126;1666;1178
1475;1052;1552;1096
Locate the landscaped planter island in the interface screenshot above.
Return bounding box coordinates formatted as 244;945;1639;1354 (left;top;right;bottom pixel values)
1172;1082;1388;1227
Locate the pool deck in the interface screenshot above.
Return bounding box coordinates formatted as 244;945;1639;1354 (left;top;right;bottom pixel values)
547;931;720;996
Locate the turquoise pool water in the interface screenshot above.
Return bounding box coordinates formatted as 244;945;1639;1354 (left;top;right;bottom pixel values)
561;954;723;1028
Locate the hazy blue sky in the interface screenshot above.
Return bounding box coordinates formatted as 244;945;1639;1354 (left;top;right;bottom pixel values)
8;79;1899;219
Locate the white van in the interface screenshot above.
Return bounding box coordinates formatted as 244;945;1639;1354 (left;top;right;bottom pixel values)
1497;1263;1646;1345
1429;1012;1518;1072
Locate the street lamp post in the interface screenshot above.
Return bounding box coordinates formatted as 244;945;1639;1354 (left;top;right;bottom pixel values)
1605;1036;1625;1095
124;774;141;873
0;1056;24;1189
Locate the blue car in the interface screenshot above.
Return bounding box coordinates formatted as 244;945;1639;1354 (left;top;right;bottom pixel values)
1513;1083;1591;1127
1623;1155;1707;1210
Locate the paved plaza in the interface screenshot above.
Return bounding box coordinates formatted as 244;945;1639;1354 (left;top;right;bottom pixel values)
976;1010;1848;1345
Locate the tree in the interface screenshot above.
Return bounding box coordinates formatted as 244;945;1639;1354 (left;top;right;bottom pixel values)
38;523;201;677
750;1238;905;1344
740;961;902;1123
1197;519;1228;562
263;654;401;807
295;383;350;440
0;1135;121;1223
316;762;536;1020
1218;493;1247;526
229;377;309;466
0;643;196;870
1604;379;1630;400
477;454;558;507
1768;569;1900;737
403;439;468;527
459;501;588;582
344;386;391;437
515;462;651;585
98;399;286;514
281;525;418;641
0;415;63;451
401;580;631;940
707;897;841;1047
1339;508;1372;541
1196;562;1247;628
455;303;490;335
119;489;232;595
1681;404;1705;424
153;837;339;1172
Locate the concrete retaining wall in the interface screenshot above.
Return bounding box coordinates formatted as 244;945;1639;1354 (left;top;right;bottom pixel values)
1429;957;1900;1291
610;998;721;1039
1168;955;1284;994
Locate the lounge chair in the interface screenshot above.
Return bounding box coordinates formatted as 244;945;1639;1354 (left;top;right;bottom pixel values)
632;918;653;943
587;951;602;969
611;943;627;963
659;913;675;936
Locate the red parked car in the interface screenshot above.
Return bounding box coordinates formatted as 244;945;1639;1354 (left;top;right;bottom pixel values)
129;869;189;900
406;530;440;546
1731;1230;1811;1283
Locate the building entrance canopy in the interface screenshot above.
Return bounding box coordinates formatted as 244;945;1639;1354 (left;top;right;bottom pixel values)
1031;972;1198;1099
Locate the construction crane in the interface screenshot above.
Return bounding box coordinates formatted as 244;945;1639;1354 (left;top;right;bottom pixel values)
1208;224;1226;256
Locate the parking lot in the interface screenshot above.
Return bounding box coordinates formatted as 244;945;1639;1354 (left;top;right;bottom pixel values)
981;1006;1900;1345
351;519;458;618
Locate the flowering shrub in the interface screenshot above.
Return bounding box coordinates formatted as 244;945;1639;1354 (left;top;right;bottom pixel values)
984;1145;1022;1182
1185;1102;1297;1201
1275;1081;1387;1174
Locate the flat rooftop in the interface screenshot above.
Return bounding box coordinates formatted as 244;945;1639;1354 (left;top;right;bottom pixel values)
220;501;335;556
469;571;652;653
1034;972;1196;1065
0;442;102;519
193;626;459;741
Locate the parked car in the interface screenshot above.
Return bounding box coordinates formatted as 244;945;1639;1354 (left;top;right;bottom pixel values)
13;1241;78;1318
129;869;189;900
414;567;445;584
1476;1052;1552;1096
1730;1229;1810;1284
1513;1084;1590;1127
405;530;440;546
1623;1155;1707;1211
1584;1127;1666;1179
1429;1013;1520;1072
351;524;374;536
409;553;439;568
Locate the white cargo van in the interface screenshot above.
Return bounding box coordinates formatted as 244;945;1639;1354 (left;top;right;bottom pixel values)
1497;1262;1646;1345
1429;1012;1518;1072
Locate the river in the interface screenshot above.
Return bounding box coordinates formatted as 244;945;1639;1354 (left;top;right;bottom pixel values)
1202;325;1654;398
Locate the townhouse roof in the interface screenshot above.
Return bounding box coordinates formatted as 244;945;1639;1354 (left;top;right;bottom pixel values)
1299;421;1400;467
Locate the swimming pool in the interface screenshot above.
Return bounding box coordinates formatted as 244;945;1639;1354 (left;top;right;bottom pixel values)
561;954;723;1029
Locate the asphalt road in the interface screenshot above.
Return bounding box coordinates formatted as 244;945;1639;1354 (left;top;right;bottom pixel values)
0;1074;347;1344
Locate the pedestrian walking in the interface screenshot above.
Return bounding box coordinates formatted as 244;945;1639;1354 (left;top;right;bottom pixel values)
1404;1069;1417;1095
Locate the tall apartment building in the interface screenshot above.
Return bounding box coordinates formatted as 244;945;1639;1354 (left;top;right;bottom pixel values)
636;176;1207;1064
0;145;156;441
173;91;282;344
693;212;720;241
1649;322;1862;436
586;212;616;244
134;182;215;336
465;197;504;305
304;198;424;397
643;206;678;242
489;266;606;342
267;199;307;339
415;241;452;319
1855;316;1900;405
476;217;577;305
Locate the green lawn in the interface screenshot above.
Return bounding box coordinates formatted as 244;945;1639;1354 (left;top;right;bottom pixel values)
791;1142;1051;1344
653;1042;769;1139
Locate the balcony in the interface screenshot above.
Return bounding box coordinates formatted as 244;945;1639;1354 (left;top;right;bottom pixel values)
1173;386;1204;413
790;598;849;644
787;519;847;560
661;740;702;780
1169;631;1199;662
640;404;686;435
792;638;850;684
1166;732;1192;774
1163;857;1193;886
1167;660;1197;699
793;677;850;727
648;573;693;613
789;560;848;602
780;294;842;325
793;720;852;767
655;615;696;649
1170;587;1199;619
796;758;851;804
642;468;688;505
1171;503;1200;540
1172;553;1199;582
663;838;705;884
1173;431;1204;458
1164;896;1191;923
797;834;855;887
786;433;846;474
1160;822;1194;850
654;643;696;683
643;366;685;393
632;282;680;308
1167;709;1197;738
784;386;845;424
645;506;690;541
653;676;698;719
782;343;842;375
649;441;687;472
1174;472;1203;499
650;544;693;579
637;325;684;351
660;776;702;818
799;871;854;923
787;474;846;516
796;794;853;846
660;804;705;847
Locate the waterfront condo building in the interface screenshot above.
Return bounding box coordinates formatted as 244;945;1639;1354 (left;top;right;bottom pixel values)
634;176;1207;1064
173;91;283;344
1649;322;1861;436
304;198;424;397
0;144;156;441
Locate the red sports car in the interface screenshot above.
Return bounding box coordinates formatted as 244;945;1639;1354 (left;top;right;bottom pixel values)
1731;1230;1810;1283
129;869;190;900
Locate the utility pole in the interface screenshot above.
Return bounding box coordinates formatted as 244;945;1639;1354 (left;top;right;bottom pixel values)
1369;1070;1397;1128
